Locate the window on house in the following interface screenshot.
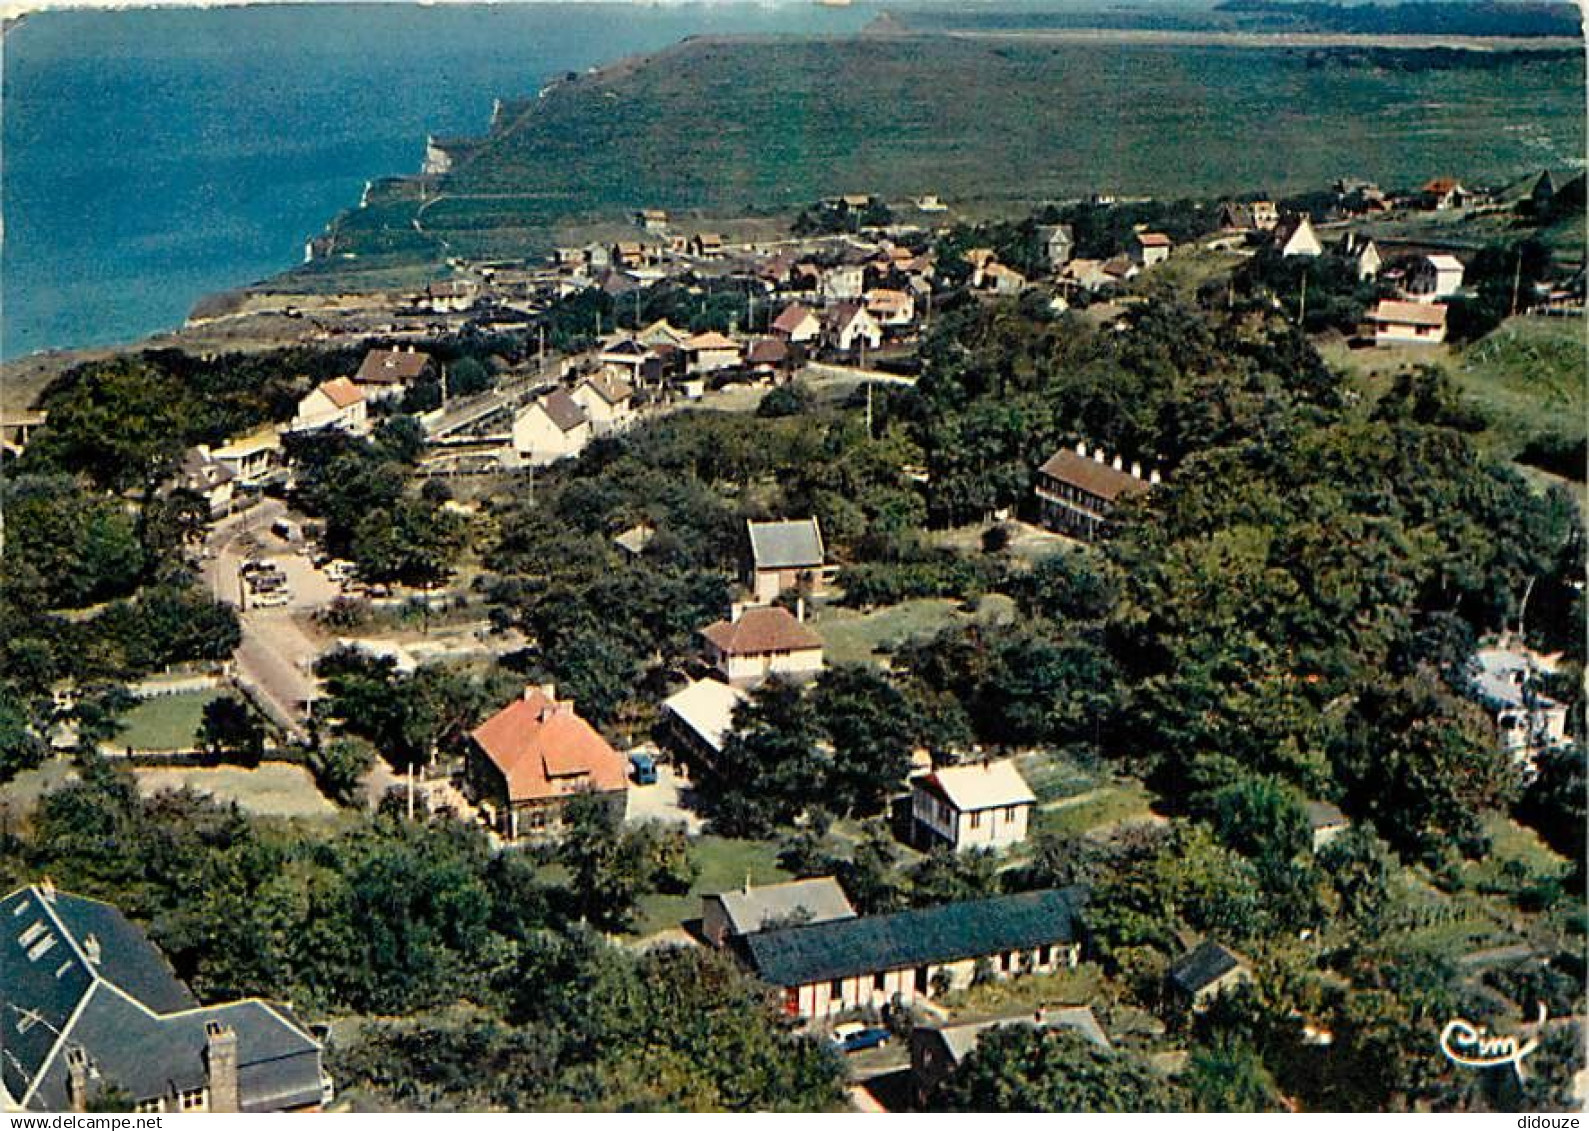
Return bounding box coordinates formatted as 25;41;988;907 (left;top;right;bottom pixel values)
830;978;844;999
1004;805;1018;822
1039;945;1052;965
970;811;982;830
181;1090;205;1111
873;972;887;992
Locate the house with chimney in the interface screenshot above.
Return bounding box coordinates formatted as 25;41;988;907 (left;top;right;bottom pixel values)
172;445;237;518
1218;200;1279;232
699;605;824;686
0;882;330;1114
291;377;368;435
1034;443;1156;542
702;876;856;947
910;760;1037;853
466;684;629;840
512;388;592;465
352;346;433;403
739;887;1087;1020
746;517;828;602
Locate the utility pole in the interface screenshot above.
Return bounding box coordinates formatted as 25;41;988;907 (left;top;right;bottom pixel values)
865;380;874;439
1510;250;1524;318
1297;272;1308;327
538;324;546;372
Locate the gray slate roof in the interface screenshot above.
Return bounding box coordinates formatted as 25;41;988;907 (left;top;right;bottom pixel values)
747;518;824;571
1168;939;1245;995
710;877;856;936
741;887;1086;987
1;884;323;1112
934;1004;1110;1064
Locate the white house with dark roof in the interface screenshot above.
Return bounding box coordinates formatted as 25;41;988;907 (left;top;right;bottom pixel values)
911;760;1037;852
699;605;825;686
572;372;635;435
740;887;1086;1020
702;877;856;947
771;303;822;344
1405;254;1465;302
0;883;329;1114
352;346;432;402
511;388;592;465
1273;214;1323;258
746;517;827;602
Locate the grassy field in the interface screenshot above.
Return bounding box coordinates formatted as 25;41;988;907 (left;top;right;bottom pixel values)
131;764;337;819
113;689;227;752
1033;780;1160;838
629;834;793;938
813;594;1016;666
324;33;1582;266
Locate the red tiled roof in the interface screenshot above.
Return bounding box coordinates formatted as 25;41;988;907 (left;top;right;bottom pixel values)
772;304;817;334
1367;300;1447;328
683;331;740;352
700;606;823;656
316;377;365;409
471;688;627;803
1135;232;1171;247
1037;448;1152;503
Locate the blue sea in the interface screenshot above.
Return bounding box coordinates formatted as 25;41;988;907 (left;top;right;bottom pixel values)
0;2;878;359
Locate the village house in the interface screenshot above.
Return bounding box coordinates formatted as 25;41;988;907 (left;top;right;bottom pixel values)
0;409;47;457
596;338;659;386
1305;800;1350;851
1471;644;1569;770
636;318;690;350
291;377;367;434
1058;258;1113;295
1130;231;1172;267
173;445;237;518
636;208;670;234
689;232;726;258
911;760;1037;853
417;279;477;315
981;262;1028;295
1038;223;1075;269
1167;939;1252;1011
1218;200;1279;232
825;301;883;355
700;604;825;686
466;684;628;840
819;263;866;303
1034;443;1156;542
1273;214;1323;257
210;426;282;488
864;287;915;328
1405;253;1465;302
739;887;1087;1020
746;337;794;378
746;517;827;602
1341;232;1382;280
0;883;331;1114
682;331;743;375
1363;299;1447;346
1420;177;1471;211
572;372;635;435
660;676;746;767
702;877;856;947
353;346;432;402
511;388;592;465
912;1006;1109;1108
771;302;823;344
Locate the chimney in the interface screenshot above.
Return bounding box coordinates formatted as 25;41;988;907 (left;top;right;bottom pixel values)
205;1022;240;1114
1112;455;1123;471
526;682;557;702
1074;441;1086;457
39;876;55;903
1130;462;1142;479
796;596;806;623
1149;469;1162;486
65;1048;90;1113
1092;447;1105;463
730;602;745;624
743;872;753;896
82;934;101;966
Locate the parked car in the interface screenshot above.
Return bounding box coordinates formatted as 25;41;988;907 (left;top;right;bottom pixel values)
830;1023;889;1054
249;589;290;609
628;749;658;786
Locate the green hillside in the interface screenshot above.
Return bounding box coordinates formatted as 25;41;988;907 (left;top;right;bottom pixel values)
315;33;1584;266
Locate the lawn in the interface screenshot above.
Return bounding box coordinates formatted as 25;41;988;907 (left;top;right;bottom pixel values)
1451;316;1586;457
814;594;1016;667
1013;750;1102;806
939;962;1105;1018
629;834;793;939
1032;780;1159;839
131;763;337;819
1452;813;1571;896
113;690;228;752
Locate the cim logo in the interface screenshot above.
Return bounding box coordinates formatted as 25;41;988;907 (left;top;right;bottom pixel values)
1439;1003;1547;1080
